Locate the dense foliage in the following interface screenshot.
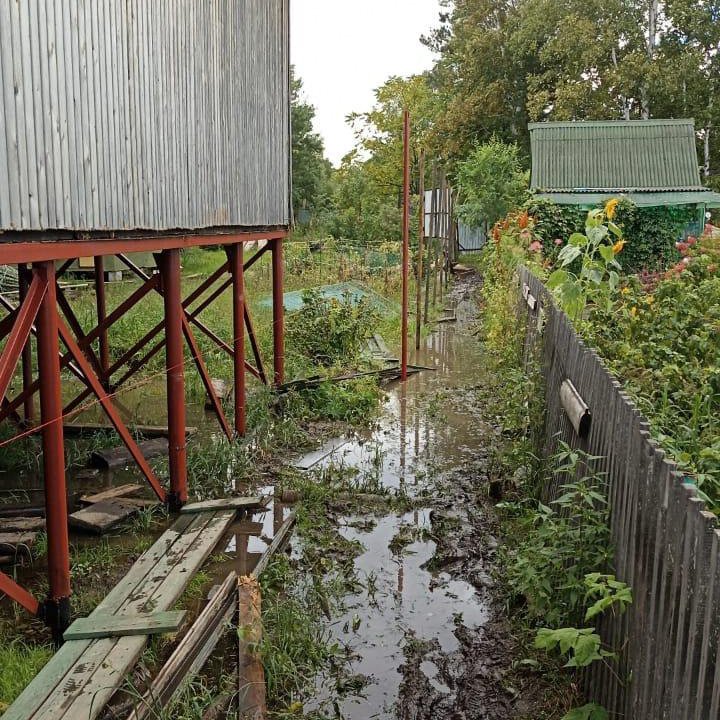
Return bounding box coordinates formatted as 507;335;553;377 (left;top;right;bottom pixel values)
525;198;698;273
456;138;529;228
486;206;720;507
424;0;720;181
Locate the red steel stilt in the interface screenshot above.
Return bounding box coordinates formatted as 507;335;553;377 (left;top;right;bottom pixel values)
17;265;35;422
160;249;188;509
94;256;110;384
271;238;285;386
401;109;411;381
231;243;246;436
34;261;71;638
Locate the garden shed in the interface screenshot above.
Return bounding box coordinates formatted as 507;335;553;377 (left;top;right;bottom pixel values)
529;119;720;235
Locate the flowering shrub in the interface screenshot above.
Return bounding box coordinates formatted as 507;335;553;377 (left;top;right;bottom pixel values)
482;209;720;507
584;228;720;501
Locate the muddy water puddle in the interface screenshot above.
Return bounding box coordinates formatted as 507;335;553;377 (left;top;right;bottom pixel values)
298;285;495;718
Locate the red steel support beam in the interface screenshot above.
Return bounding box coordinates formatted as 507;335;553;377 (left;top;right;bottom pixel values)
159;249;188;510
231;243;246;436
271;238;284;386
57;317;167;502
0;274;45;402
56;285;104;379
17;266;35;422
94;256;110;382
0;571;40;616
0;276;159;424
34;262;71;637
0;230;287;265
181;316;233;441
244;301;268;386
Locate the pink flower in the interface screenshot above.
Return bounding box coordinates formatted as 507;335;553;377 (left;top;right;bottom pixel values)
529;241;543;253
554;238;563;246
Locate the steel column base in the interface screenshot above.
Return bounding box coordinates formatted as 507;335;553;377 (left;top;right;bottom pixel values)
166;490;184;514
39;596;71;645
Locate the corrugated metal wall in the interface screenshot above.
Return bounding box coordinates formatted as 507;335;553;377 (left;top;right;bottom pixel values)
0;0;290;233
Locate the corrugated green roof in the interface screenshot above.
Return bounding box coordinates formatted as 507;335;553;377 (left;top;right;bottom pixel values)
529;119;704;192
533;190;720;208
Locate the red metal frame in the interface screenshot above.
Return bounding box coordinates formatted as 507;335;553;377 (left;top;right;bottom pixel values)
0;231;286;634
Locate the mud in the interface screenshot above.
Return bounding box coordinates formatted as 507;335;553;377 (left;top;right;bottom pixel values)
294;273;541;719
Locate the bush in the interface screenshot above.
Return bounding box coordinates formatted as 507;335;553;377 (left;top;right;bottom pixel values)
525;198;697;273
286;290;379;368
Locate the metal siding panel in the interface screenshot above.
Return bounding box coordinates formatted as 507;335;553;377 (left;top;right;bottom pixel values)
0;0;290;232
53;0;72;223
8;3;30;229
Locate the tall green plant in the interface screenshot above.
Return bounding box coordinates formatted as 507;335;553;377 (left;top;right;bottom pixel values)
547;204;624;321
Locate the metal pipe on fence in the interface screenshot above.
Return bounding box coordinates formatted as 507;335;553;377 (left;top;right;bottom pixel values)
415;150;425;351
401;109;411;381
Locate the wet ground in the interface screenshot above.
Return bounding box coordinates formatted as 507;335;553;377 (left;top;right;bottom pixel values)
294;275;522;719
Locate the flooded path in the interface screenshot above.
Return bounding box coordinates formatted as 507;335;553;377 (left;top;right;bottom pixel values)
296;276;517;719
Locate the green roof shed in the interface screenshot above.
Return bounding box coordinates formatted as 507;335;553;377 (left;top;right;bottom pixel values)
529;119;720;208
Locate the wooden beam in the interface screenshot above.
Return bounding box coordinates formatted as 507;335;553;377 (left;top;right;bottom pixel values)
180;497;267;515
63;611;186;641
251;512;296;579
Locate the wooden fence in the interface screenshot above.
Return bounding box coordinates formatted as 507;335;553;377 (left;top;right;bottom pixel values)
518;266;720;719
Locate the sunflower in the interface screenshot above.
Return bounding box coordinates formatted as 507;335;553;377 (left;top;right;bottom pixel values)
605;198;620;220
612;239;627;255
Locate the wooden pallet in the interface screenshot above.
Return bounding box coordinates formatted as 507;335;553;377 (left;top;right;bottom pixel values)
3;509;236;720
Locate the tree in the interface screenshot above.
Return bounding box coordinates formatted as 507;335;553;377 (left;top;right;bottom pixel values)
291;70;332;224
456;138;529;228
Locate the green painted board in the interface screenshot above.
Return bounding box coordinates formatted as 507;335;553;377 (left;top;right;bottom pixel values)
180;496;267;514
63;611;186;641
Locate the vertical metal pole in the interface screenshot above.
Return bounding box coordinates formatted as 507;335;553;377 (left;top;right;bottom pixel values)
424;164;436;324
401;110;411;381
271;238;285;386
94;256;110;386
34;261;71;639
415;151;425;351
17;264;35;422
160;249;187;510
231;243;246;437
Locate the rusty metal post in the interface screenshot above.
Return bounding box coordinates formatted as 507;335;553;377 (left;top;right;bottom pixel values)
415;151;425;351
17;264;35;422
160;249;187;510
401;110;411;381
231;243;246;436
34;261;71;639
94;256;110;384
271;238;285;386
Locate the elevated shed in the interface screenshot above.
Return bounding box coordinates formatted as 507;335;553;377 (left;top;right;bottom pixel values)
0;0;290;636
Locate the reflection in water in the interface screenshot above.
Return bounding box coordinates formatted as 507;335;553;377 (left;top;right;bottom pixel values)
302;294;492;719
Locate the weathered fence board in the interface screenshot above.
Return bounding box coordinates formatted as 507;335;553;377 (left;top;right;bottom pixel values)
517;266;720;719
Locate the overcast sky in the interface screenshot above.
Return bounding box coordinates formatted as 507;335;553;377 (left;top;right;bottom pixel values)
291;1;443;166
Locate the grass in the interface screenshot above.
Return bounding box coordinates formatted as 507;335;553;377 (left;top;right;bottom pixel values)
0;640;53;711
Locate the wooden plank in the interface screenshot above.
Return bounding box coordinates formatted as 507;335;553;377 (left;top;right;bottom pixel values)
63;423;197;439
69;500;138;534
238;576;266;720
90;437;169;469
27;512;236;720
79;483;142;505
0;531;37;553
181;496;267;515
205;378;232;408
293;437;349;470
0;516;45;532
124;575;239;719
63;610;186;641
252;512;296;580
